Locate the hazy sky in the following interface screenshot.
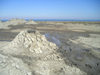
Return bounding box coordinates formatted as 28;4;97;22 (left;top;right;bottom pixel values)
0;0;100;20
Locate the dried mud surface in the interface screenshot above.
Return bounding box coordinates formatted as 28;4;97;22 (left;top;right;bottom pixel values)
0;20;100;75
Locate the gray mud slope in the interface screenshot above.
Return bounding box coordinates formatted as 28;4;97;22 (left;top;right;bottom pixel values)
45;32;100;75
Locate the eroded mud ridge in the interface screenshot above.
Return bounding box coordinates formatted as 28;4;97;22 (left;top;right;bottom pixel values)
0;30;87;75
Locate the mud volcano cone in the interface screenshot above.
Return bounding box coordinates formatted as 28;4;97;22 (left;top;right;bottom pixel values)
26;20;37;24
3;30;57;55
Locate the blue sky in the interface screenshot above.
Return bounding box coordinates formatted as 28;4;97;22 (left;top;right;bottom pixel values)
0;0;100;20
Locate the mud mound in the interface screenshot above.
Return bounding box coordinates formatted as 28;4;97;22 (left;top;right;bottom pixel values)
3;30;57;55
0;30;87;75
7;19;26;25
26;20;37;24
0;21;9;29
0;19;27;29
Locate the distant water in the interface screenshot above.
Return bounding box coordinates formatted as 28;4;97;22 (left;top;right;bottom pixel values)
34;19;100;22
0;19;100;22
0;19;9;22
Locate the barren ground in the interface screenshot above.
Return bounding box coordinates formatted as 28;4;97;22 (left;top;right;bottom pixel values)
0;21;100;75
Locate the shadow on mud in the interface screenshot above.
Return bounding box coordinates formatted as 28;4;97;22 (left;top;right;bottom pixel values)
44;32;100;75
